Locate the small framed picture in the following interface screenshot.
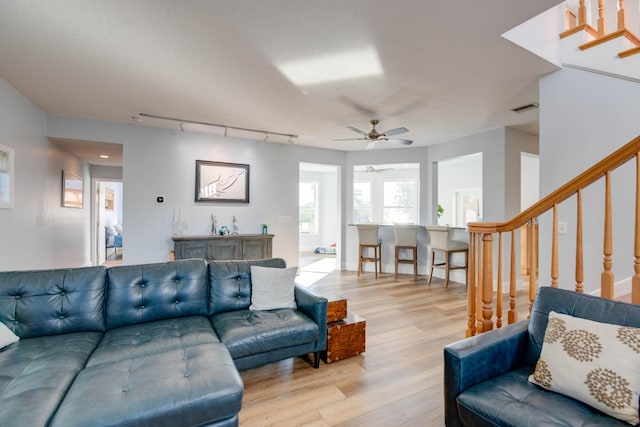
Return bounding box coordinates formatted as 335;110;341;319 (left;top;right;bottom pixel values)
195;160;250;203
62;170;84;208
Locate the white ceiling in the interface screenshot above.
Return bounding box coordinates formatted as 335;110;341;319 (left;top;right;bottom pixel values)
0;0;562;162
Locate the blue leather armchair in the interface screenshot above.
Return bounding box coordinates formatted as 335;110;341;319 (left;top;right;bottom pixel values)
444;286;640;427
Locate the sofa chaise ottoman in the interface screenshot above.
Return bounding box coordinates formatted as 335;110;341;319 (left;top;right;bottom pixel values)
0;257;327;427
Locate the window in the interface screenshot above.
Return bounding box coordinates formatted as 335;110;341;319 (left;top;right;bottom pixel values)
353;163;419;223
299;182;318;233
383;180;417;223
353;181;372;223
0;144;14;209
454;189;482;226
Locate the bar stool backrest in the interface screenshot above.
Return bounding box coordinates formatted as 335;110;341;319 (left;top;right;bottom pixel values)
356;224;380;245
394;224;419;246
426;225;451;250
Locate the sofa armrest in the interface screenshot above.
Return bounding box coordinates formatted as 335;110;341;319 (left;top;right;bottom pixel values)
294;285;328;351
443;321;529;427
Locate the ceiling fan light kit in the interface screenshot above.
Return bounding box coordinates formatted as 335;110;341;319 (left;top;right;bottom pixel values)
334;119;413;149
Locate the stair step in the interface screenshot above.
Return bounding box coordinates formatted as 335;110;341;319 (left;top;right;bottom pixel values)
579;28;640;51
619;45;640;58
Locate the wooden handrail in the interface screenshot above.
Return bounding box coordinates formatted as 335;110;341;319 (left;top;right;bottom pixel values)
466;134;640;336
468;135;640;234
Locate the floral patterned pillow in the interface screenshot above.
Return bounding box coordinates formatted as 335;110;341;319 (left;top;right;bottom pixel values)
529;311;640;425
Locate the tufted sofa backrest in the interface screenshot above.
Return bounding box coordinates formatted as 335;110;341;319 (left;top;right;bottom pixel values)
0;266;107;338
526;286;640;367
106;259;208;329
207;258;286;315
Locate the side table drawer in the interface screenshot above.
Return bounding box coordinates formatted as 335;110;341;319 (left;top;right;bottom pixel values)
322;312;366;363
327;298;347;323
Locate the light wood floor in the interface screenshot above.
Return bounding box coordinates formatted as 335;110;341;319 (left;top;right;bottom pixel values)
239;270;530;427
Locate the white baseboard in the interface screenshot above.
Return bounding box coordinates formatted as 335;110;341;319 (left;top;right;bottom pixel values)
588;276;631;298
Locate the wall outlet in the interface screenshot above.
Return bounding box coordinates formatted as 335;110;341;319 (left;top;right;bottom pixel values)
558;222;568;235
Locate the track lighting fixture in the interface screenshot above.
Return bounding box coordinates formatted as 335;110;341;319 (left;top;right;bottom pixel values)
138;113;297;143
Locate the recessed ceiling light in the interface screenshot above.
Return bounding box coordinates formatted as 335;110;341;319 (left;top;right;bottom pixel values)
277;47;383;86
99;155;110;159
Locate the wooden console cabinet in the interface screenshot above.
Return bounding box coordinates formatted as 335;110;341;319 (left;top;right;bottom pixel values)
172;234;273;261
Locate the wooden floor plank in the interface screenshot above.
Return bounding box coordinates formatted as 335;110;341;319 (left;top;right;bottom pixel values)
239;270;529;426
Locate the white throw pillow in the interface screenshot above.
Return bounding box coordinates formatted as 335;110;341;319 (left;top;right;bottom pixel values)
0;321;19;350
529;311;640;425
249;266;297;311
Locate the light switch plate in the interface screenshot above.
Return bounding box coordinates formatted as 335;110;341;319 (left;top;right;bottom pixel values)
558;222;568;235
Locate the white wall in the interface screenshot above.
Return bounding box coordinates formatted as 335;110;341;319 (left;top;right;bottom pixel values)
427;128;508;225
539;67;640;294
0;78;90;270
46;115;346;268
1;73;542;277
426;127;539;284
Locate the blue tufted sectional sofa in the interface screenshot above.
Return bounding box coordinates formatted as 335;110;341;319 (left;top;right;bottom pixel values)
0;257;327;427
444;286;640;427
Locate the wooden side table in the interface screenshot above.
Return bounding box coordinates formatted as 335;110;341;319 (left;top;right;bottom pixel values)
321;297;366;363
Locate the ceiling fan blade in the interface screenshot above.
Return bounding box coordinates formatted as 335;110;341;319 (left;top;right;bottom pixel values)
346;126;368;135
332;137;367;141
387;138;413;145
382;127;409;137
338;96;378;116
366;141;378;149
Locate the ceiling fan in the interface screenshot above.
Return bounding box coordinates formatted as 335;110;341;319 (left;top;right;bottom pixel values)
333;119;413;149
358;165;394;173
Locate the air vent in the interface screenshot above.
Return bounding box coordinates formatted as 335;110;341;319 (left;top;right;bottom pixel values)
511;102;539;113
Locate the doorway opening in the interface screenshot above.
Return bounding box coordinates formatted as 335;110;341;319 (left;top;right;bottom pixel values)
93;179;123;266
297;162;341;287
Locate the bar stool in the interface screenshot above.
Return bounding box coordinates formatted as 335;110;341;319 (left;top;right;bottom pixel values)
356;224;382;277
426;225;469;287
393;224;419;280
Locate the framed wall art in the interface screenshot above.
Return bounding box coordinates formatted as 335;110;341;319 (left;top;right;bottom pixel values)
195;160;250;203
61;170;84;208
